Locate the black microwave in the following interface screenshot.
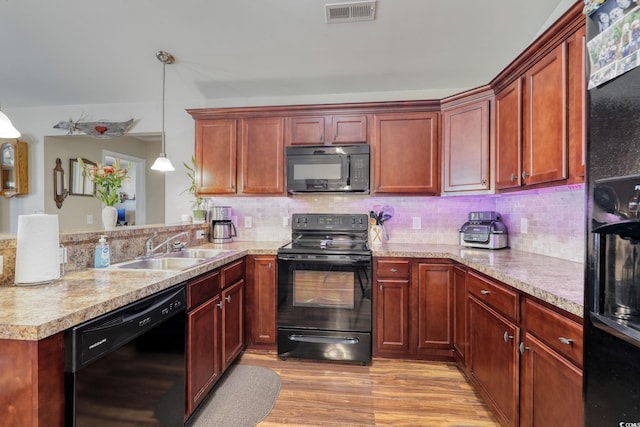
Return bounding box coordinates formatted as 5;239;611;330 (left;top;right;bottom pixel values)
285;144;370;194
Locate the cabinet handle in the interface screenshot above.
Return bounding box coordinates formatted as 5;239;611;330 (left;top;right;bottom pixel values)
225;295;231;303
503;331;514;342
333;133;337;141
379;284;383;292
268;262;272;269
216;301;224;309
522;171;530;180
510;173;516;182
558;337;574;345
480;289;490;295
320;134;323;142
390;268;398;273
519;342;530;354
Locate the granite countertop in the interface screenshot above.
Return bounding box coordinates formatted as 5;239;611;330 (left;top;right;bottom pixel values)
0;241;584;341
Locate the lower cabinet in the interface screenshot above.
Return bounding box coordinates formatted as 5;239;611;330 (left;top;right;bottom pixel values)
245;255;277;349
186;258;245;418
452;264;467;364
374;257;453;359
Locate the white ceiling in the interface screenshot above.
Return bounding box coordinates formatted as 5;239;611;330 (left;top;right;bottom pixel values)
0;0;575;109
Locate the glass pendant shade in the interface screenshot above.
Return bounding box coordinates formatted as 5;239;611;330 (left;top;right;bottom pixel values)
150;153;175;171
0;111;21;138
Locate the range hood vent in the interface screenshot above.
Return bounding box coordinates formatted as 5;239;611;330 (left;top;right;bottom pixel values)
325;1;376;24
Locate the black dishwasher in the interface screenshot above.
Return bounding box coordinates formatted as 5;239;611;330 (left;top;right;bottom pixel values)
65;284;186;427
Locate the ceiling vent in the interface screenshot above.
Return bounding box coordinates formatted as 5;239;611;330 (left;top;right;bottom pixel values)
325;1;376;24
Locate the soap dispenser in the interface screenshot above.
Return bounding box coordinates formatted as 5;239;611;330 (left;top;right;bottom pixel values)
94;235;111;268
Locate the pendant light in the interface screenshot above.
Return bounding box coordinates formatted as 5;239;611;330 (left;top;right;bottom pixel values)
151;50;175;172
0;109;21;139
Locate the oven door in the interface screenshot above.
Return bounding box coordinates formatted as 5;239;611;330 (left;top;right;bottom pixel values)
277;253;372;333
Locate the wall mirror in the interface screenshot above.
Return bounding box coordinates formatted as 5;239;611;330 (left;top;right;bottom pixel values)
69;158;95;196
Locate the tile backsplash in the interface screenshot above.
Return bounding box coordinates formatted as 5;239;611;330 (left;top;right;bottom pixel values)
206;183;586;263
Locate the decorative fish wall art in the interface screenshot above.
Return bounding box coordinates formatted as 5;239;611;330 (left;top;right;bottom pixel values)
53;117;134;138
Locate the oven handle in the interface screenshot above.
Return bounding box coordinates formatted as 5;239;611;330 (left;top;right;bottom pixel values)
277;254;371;264
288;334;360;345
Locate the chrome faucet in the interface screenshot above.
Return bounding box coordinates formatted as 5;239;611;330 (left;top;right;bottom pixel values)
145;231;189;257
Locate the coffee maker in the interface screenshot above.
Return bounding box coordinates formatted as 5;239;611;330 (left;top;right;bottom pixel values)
209;206;237;243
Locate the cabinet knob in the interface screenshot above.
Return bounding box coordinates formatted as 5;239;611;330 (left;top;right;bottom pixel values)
519;342;530;354
216;301;224;309
320;134;323;142
503;331;514;342
225;295;231;303
480;289;490;295
522;171;530;180
390;268;398;273
333;133;337;141
481;178;487;187
379;284;383;292
268;262;272;269
558;337;574;345
510;173;516;182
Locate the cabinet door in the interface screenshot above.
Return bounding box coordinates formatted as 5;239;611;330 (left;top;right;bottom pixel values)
288;116;325;145
374;279;411;355
522;43;567;186
246;256;277;348
567;25;586;182
468;297;519;427
239;118;285;194
495;80;522;190
195;119;237;194
186;294;221;416
520;333;583;427
442;100;490;192
416;263;452;350
221;279;244;371
452;265;467;365
329;115;368;144
372;112;439;194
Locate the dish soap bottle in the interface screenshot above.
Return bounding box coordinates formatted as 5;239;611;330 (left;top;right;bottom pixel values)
94;235;110;268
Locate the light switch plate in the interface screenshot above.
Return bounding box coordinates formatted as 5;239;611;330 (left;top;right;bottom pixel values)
412;217;421;229
245;216;252;228
521;218;528;234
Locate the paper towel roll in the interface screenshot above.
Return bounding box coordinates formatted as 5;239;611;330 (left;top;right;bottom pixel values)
15;214;60;285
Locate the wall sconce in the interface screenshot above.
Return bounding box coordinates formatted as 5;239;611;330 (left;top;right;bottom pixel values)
53;158;69;209
150;50;175;172
0;110;21;139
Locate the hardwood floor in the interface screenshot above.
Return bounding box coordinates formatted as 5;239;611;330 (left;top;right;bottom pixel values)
237;351;500;427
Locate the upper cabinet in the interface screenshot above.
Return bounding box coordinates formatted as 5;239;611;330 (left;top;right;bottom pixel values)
495;80;523;189
372;112;439;195
442;97;490;193
192;117;284;196
1;140;28;198
287;114;367;145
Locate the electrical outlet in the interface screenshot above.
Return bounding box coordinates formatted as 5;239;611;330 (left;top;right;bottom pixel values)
59;247;67;264
0;255;3;277
412;217;421;229
87;214;93;225
196;230;205;239
282;216;289;227
245;216;252;228
521;218;528;234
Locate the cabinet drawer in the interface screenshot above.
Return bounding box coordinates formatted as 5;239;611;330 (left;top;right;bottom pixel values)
467;272;518;320
222;259;244;288
375;259;410;279
188;271;221;309
523;299;583;367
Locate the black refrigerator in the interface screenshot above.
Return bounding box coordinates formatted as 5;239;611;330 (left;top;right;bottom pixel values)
585;1;640;425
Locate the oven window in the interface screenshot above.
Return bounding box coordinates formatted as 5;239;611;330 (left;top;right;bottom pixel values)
293;270;354;308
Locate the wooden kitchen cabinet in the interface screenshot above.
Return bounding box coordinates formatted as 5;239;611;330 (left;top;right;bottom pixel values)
519;298;583;427
372;112;439;195
374;258;411;356
186;270;222;416
245;255;277;349
495;79;523;190
467;272;520;427
442;99;490;193
567;25;586;183
522;43;567;186
1;140;28;198
452;265;467;365
186;259;245;417
287;115;367;145
193;117;284;195
415;262;452;356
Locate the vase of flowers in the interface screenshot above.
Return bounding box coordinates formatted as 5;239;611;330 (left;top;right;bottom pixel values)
183;156;207;222
78;158;130;229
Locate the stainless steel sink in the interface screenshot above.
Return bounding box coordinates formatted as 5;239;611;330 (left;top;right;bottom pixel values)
169;248;235;259
110;257;206;271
